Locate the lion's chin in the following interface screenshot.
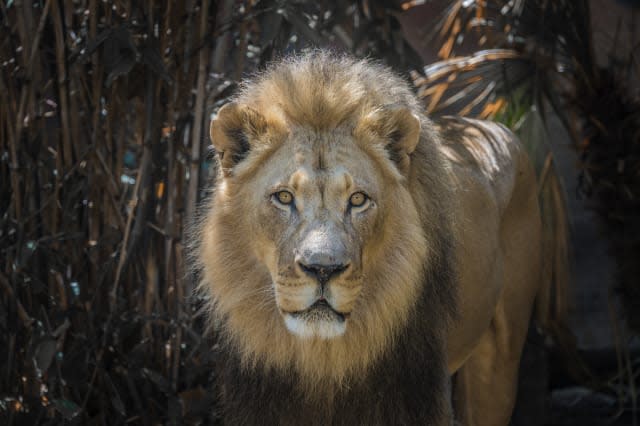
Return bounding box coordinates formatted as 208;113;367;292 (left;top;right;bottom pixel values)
283;314;346;339
282;301;348;339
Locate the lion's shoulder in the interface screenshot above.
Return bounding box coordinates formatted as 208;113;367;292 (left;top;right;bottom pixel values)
433;116;531;214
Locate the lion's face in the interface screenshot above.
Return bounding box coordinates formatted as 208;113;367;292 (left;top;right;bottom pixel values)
246;126;386;339
202;90;430;381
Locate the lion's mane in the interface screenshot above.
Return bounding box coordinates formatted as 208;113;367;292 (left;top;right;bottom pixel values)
193;51;457;425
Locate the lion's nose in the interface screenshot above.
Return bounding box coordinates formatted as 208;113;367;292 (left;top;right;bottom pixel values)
297;261;349;284
296;223;350;284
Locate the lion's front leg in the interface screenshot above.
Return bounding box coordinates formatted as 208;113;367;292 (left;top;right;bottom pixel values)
453;222;540;426
452;150;542;426
453;308;522;426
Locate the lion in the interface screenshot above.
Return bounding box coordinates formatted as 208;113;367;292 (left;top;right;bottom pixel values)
194;51;566;425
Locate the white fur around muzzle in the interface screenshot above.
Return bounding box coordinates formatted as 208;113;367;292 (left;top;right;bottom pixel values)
283;314;346;339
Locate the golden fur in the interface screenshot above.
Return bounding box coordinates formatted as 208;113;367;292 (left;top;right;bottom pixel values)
194;51;567;425
198;52;453;390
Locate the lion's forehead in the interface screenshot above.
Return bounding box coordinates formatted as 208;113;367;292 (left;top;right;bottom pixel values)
259;129;382;199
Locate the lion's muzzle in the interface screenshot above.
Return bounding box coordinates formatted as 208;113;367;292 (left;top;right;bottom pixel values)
278;222;359;339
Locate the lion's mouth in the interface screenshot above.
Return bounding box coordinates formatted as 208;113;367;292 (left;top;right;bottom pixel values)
290;299;349;322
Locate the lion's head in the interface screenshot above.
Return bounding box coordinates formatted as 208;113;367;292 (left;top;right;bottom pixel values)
196;52;451;387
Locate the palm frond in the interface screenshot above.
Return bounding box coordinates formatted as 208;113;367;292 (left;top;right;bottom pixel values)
413;0;595;121
413;48;533;117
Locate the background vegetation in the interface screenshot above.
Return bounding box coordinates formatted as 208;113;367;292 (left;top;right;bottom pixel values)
1;0;637;424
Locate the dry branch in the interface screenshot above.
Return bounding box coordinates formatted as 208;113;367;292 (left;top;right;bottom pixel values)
50;0;74;169
185;0;210;224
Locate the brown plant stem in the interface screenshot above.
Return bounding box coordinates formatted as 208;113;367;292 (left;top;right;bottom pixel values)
185;0;210;224
0;272;33;330
50;0;74;169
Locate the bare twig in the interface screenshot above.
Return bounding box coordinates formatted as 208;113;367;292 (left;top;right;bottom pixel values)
111;165;143;311
0;272;33;330
2;77;25;220
185;0;211;223
26;0;52;78
234;0;253;80
50;0;74;169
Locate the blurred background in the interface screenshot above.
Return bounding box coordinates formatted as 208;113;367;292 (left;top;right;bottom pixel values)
1;0;639;424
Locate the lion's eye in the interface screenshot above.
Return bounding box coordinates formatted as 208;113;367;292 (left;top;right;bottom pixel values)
349;192;368;208
274;190;294;205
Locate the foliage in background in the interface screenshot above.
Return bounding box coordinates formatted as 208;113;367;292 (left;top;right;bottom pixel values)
1;0;637;424
0;0;431;424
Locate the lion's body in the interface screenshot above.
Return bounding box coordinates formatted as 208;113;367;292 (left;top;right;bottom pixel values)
195;52;559;426
437;117;544;425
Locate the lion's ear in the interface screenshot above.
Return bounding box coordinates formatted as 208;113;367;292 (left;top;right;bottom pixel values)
358;107;421;172
210;102;267;174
